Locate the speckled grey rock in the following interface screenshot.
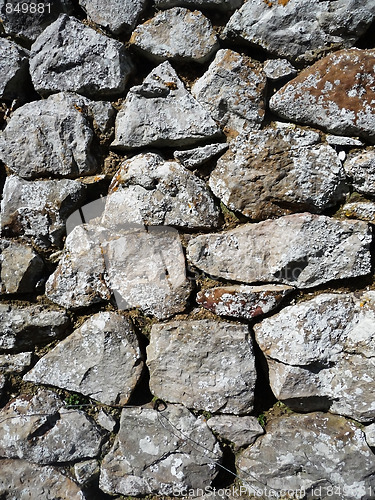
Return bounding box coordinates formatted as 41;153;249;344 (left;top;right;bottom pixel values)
344;148;375;195
102;153;221;229
74;459;100;486
0;352;33;374
112;61;221;149
207;415;264;449
130;8;218;64
326;135;364;147
254;291;375;421
173;143;228;169
0;39;30;100
30;14;133;98
79;0;146;34
97;410;116;432
364;423;375;447
209;124;347;219
270;49;375;143
223;0;375;63
191;49;266;136
99;404;222;496
147;320;256;414
342;201;375;224
263;58;297;82
24;312;143;406
1;175;86;249
155;0;241;10
237;412;375;500
187;213;372;288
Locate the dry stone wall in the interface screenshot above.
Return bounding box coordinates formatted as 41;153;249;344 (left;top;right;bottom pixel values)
1;0;375;498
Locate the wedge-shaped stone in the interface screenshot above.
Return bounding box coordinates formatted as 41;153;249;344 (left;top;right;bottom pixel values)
342;201;375;224
344;148;375;196
79;0;146;34
207;415;264;450
173;143;228;170
0;39;30;100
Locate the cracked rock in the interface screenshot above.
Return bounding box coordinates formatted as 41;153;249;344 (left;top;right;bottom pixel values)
79;0;146;34
344;148;375;196
0;39;30;100
207;415;264;450
173;143;228;170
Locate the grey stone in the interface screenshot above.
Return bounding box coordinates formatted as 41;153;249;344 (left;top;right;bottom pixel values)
269;49;375;143
97;409;116;432
155;0;242;10
30;14;133;98
0;304;70;352
102;153;221;229
207;415;264;449
254;291;375;422
0;39;29;100
0;352;33;374
263;58;297;82
112;61;221;149
0;175;86;249
187;213;372;288
209;125;347;219
130;8;218;64
0;240;44;294
364;423;375;447
79;0;146;34
326;135;364;147
0;374;5;399
342;201;375;224
74;459;100;486
0;389;103;464
344;148;375;196
223;0;375;63
0;459;86;499
147;320;256;414
196;284;294;320
99;404;221;496
173;143;228;170
191;49;266;137
236;412;375;500
24;312;143;406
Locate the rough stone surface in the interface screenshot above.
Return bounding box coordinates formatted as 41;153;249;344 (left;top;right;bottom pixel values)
0;39;30;100
173;143;228;169
102;153;221;229
223;0;375;63
30;14;133;98
97;410;116;432
112;61;221;149
24;312;143;406
130;8;218;64
0;352;33;374
0;389;103;464
207;415;264;449
0;240;44;294
74;459;100;486
270;49;375;143
155;0;241;10
364;423;375;448
263;58;297;82
342;201;375;224
99;404;221;496
344;148;375;196
0;304;70;352
79;0;146;34
0;175;86;249
187;213;372;288
326;135;364;147
191;49;266;136
254;291;375;421
147;320;256;414
196;284;294;320
209;124;347;219
237;412;375;500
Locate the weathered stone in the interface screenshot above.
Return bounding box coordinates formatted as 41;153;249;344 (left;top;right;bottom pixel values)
342;201;375;224
0;304;70;352
173;143;228;170
102;153;220;229
223;0;375;63
112;61;221;149
197;284;294;320
74;459;100;486
263;58;297;82
326;135;364;147
1;175;86;249
344;148;375;195
0;374;5;399
79;0;146;34
30;15;133;98
0;39;30;100
187;213;372;288
24;312;143;406
155;0;241;10
209;125;346;219
0;352;32;374
0;240;44;294
207;415;264;449
0;389;103;464
237;412;375;500
254;291;375;422
364;423;375;447
99;404;221;496
0;459;86;499
147;320;256;414
270;49;375;143
191;49;266;136
130;8;218;64
97;409;116;432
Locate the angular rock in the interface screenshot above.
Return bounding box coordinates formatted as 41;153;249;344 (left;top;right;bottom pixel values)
0;39;30;100
326;135;364;147
24;312;143;406
79;0;146;34
147;320;256;414
173;143;228;170
344;148;375;196
97;410;116;432
364;423;375;448
197;284;294;320
254;291;375;422
237;412;375;500
263;58;297;82
0;240;44;294
130;8;218;64
0;374;5;399
191;49;266;136
102;153;221;229
187;213;372;288
112;61;221;149
223;0;375;63
0;352;33;374
30;14;133;98
99;404;221;496
342;201;375;224
74;459;100;486
0;389;103;464
0;459;86;499
0;175;86;249
269;49;375;143
0;304;70;352
209;125;347;219
207;415;264;449
155;0;241;10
